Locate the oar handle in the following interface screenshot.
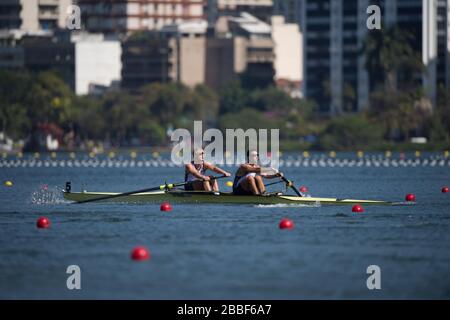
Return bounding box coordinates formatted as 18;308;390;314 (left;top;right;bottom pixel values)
204;174;228;181
280;175;303;197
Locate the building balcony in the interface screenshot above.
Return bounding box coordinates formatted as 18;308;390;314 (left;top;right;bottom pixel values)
39;11;59;20
39;0;59;5
246;53;274;63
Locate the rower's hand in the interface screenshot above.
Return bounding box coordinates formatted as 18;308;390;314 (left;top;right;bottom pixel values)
202;176;211;181
277;172;284;178
224;172;231;177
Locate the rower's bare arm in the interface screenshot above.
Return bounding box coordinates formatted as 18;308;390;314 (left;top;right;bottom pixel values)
186;163;208;180
240;164;261;173
263;173;282;179
204;162;231;177
261;172;283;179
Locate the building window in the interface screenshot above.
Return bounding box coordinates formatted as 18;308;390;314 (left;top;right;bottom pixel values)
39;20;57;30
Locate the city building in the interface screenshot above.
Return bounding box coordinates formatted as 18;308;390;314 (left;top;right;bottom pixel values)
204;36;235;88
301;0;368;113
273;0;302;25
206;12;301;92
271;15;302;98
121;33;173;89
223;12;275;88
0;30;24;69
0;0;72;31
21;31;121;95
206;0;274;24
121;19;207;90
300;0;450;114
73;33;122;95
77;0;205;34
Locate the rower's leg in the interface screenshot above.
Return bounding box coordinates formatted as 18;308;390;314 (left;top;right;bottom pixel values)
192;181;210;191
203;180;212;192
243;176;260;195
255;175;266;194
211;179;219;192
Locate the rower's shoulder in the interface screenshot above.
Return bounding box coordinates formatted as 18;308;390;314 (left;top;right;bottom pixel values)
235;163;250;174
239;163;258;169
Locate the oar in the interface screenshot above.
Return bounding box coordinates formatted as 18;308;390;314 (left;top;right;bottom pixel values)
75;175;227;204
264;180;285;188
279;175;304;197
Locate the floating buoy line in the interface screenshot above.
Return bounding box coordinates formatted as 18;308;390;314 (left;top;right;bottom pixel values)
1;153;449;169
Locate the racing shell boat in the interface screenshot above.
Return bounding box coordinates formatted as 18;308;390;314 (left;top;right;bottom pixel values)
63;189;394;206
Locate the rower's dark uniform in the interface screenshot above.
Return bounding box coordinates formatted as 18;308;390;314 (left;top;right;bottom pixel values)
232;172;256;195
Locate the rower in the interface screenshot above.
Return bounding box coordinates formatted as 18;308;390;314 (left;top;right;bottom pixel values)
185;148;231;192
232;150;282;195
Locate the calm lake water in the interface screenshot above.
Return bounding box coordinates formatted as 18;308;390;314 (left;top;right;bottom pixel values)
1;156;450;299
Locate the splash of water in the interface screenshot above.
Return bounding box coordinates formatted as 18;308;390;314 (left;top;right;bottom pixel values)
30;185;67;205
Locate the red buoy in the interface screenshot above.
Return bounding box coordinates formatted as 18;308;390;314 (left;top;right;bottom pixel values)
131;246;150;261
36;217;50;229
442;186;449;193
279;218;294;230
352;204;364;213
160;202;172;212
405;193;416;202
299;186;308;193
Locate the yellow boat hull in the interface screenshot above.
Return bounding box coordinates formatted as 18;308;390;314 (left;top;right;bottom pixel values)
63;190;393;206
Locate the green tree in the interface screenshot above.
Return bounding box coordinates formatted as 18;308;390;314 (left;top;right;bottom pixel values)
101;91;138;145
183;84;219;123
218;80;248;114
369;89;431;141
0;70;33;139
139;82;187;125
249;86;296;115
25;71;74;124
362;26;423;92
316;114;384;150
138;120;166;145
219;108;281;131
71;96;105;140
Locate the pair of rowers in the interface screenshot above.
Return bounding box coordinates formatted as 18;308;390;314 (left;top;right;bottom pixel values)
184;148;282;195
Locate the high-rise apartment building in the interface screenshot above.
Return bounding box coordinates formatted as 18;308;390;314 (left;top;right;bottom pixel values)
21;31;121;95
77;0;205;33
300;0;450;113
121;20;207;90
273;0;302;25
0;0;72;31
206;0;274;24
